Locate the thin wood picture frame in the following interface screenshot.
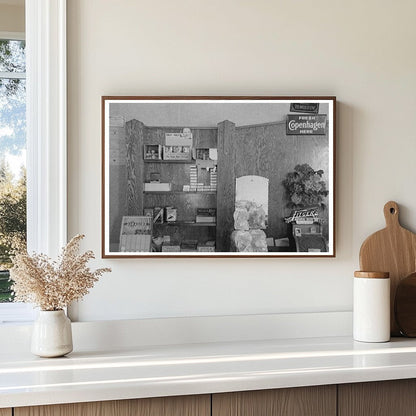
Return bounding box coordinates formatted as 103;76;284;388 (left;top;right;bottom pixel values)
102;96;336;258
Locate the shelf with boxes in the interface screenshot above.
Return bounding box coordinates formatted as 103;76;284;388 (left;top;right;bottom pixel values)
140;127;218;253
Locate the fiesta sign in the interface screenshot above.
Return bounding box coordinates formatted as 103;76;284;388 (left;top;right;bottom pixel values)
284;208;319;223
286;114;327;135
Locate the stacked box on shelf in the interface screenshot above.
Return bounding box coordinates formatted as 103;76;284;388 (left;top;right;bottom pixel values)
165;207;177;222
163;145;191;160
144;183;172;192
210;169;217;191
189;165;198;191
196;182;205;192
197;241;216;252
119;216;152;252
195;148;210;160
197;186;212;192
165;132;193;146
195;208;216;223
161;244;181;252
153;207;164;223
144;144;162;160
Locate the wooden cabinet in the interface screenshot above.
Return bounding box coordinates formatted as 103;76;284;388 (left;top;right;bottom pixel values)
11;380;416;416
212;386;336;416
338;380;416;416
14;395;210;416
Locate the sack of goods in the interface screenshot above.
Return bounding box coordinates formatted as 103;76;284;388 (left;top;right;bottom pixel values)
234;200;266;230
231;230;268;252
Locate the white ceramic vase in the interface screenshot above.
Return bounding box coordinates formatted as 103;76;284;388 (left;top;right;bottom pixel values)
31;310;73;357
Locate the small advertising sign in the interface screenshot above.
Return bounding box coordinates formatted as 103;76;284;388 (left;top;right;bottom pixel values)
286;114;327;135
290;103;319;114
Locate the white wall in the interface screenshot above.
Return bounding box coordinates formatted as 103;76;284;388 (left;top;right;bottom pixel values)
67;0;416;322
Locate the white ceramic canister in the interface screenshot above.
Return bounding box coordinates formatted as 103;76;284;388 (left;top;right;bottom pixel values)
353;271;390;342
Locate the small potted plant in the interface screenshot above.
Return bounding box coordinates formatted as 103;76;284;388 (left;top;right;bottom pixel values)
282;163;329;211
10;234;111;357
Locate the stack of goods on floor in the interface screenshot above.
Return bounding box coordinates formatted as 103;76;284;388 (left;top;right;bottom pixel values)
231;201;268;252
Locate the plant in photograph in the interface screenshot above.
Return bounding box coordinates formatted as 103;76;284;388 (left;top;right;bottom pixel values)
282;163;329;209
10;234;111;310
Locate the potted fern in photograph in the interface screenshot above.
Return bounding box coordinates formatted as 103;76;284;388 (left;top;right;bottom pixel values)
282;163;329;212
10;234;111;357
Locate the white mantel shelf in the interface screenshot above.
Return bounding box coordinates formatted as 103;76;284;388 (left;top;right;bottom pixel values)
2;335;416;409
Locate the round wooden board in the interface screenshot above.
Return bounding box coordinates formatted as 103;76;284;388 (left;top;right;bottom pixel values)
395;272;416;337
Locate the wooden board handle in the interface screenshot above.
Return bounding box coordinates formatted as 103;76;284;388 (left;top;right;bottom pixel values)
384;201;400;228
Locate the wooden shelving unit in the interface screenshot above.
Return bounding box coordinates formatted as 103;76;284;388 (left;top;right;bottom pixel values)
125;122;218;251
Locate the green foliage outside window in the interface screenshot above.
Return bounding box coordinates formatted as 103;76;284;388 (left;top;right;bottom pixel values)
0;39;27;302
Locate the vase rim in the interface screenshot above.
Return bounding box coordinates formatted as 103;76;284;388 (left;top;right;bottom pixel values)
39;309;65;313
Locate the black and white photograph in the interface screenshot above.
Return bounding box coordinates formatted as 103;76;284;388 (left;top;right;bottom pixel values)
102;97;335;257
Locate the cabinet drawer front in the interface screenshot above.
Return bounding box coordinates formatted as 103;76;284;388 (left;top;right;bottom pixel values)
15;395;210;416
339;380;416;416
212;386;336;416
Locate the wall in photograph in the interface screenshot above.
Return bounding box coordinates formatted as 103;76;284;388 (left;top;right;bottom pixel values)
67;0;416;323
216;120;329;251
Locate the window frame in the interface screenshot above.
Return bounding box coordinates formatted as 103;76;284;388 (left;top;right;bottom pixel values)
0;31;30;320
0;0;67;323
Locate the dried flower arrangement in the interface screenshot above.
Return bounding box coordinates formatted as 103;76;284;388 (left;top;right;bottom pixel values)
10;234;111;311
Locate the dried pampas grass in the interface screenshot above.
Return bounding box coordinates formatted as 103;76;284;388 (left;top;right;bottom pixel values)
10;234;111;311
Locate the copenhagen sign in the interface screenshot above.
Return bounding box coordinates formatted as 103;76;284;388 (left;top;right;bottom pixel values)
286;114;327;135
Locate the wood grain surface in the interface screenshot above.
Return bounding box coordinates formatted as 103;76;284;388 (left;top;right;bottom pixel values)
339;380;416;416
359;201;416;335
126;119;144;215
0;409;12;416
108;126;128;244
15;395;210;416
216;119;330;251
395;272;416;336
212;386;336;416
216;120;237;251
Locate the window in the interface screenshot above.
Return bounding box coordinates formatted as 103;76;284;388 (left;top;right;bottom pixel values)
0;33;34;322
0;1;67;324
0;36;26;301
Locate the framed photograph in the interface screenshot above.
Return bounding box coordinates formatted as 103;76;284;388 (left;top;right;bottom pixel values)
102;96;336;258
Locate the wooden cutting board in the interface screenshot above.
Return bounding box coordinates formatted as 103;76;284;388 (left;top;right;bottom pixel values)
359;201;416;336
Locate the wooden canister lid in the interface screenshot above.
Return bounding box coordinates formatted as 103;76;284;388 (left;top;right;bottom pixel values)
354;271;389;279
